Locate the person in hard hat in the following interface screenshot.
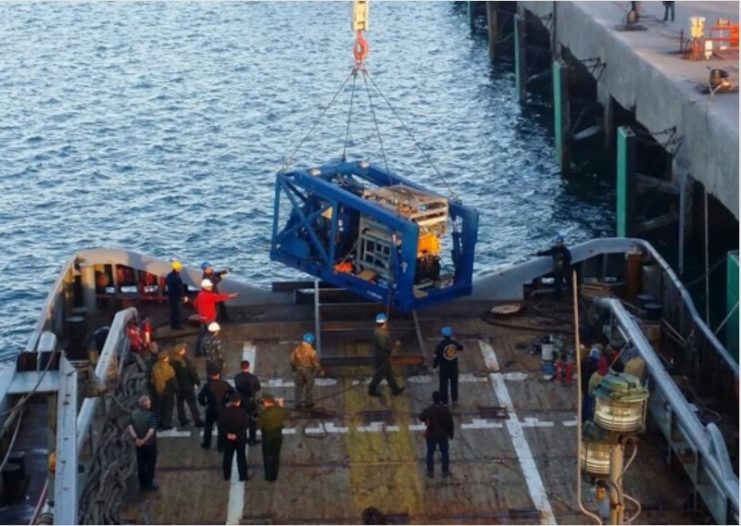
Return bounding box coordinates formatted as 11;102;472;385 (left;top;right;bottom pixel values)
257;393;287;482
151;351;177;430
234;360;261;445
433;327;464;406
170;343;204;428
202;322;225;372
190;279;237;358
198;367;233;451
290;333;321;409
166;260;187;330
367;313;405;398
536;235;573;300
201;261;232;322
419;391;454;478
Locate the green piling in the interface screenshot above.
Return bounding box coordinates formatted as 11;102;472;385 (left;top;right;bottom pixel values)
616;126;636;237
727;251;739;359
553;59;571;173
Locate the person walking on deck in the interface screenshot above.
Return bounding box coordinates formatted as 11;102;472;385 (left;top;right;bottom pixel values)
662;1;675;22
433;326;464;406
166;260;187;330
367;313;405;398
257;393;287;481
535;235;573;300
234;360;261;444
170;343;204;427
419;391;455;478
127;395;159;491
219;394;251;481
201;261;232;322
290;333;321;409
189;278;237;357
151;351;177;430
198;367;233;451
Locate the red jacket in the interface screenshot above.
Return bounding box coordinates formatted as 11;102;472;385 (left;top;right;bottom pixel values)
192;290;231;323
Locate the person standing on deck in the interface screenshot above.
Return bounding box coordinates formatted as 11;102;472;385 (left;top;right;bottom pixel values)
166;260;187;330
433;327;464;406
419;391;454;478
257;393;287;482
290;333;321;409
203;322;225;373
367;313;405;398
151;351;177;430
581;346;601;421
234;360;261;445
219;393;251;481
535;235;572;300
170;343;204;428
662;1;675;22
189;279;237;357
198;366;233;451
201;261;232;322
127;395;159;491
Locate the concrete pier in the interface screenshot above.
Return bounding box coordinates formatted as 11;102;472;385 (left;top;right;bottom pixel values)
519;1;739;221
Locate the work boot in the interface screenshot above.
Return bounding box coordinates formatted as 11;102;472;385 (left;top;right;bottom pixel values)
392;387;405;396
368;390;382;398
442;471;451;478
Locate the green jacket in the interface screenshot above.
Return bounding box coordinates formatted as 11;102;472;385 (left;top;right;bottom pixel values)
258;406;288;441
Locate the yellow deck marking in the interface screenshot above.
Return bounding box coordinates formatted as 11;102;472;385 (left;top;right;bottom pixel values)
342;342;424;518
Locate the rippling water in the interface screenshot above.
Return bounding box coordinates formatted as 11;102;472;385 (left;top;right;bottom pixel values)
0;2;614;359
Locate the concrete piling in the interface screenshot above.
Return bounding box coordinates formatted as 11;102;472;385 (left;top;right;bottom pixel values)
486;2;498;60
616;126;636;237
552;59;571;174
514;12;527;104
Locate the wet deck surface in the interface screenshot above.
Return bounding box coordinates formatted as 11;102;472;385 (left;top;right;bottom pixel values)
119;297;698;524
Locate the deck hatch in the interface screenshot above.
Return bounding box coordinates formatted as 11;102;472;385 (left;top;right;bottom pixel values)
361;409;394;424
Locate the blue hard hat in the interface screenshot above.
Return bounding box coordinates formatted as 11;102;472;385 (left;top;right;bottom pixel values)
303;332;315;344
554;235;564;244
441;326;453;337
375;313;387;324
201;261;212;270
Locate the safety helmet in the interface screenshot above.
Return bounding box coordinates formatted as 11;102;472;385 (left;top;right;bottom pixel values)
589;346;602;360
201;278;213;289
208;322;220;332
554;235;564;244
201;261;212;271
171;260;183;271
375;313;387;324
303;332;315;344
441;326;453;337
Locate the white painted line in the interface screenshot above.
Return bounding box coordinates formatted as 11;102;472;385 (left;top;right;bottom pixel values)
521;417;555;428
461;418;504;430
502;372;529;381
386;425;400;432
479;340;556;525
357;422;385;433
478;339;501;372
315;378;338;387
226;342;257;525
562;419;578;427
158;429;192;438
408;423;427;432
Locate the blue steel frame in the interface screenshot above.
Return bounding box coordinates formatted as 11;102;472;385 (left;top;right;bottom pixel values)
271;160;479;311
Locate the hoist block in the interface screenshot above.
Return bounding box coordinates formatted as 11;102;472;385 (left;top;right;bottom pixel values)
270;160;479;312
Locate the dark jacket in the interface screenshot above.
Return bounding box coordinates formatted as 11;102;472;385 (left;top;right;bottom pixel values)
219;405;249;443
166;270;185;300
129;409;157;445
171;355;200;395
202;270;227;292
581;358;599;394
419;404;455;441
234;371;261;402
536;245;572;273
433;337;464;372
372;326;393;364
198;378;233;413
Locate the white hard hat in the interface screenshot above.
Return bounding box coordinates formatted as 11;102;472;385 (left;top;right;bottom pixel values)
208;322;220;332
201;278;213;289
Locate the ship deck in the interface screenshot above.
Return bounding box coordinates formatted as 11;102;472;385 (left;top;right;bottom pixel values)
116;296;698;525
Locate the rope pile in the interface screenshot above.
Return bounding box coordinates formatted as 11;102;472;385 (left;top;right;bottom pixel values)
78;363;146;524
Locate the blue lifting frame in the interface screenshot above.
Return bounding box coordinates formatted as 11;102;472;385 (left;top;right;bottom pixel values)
270;160;479;312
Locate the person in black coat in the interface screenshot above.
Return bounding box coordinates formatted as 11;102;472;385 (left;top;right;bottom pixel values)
419;391;455;478
198;368;233;451
433;326;464;406
166;261;187;329
170;344;204;427
219;394;251;481
536;235;572;300
234;360;261;444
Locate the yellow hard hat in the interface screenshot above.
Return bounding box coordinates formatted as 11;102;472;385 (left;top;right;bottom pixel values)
171;260;183;271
